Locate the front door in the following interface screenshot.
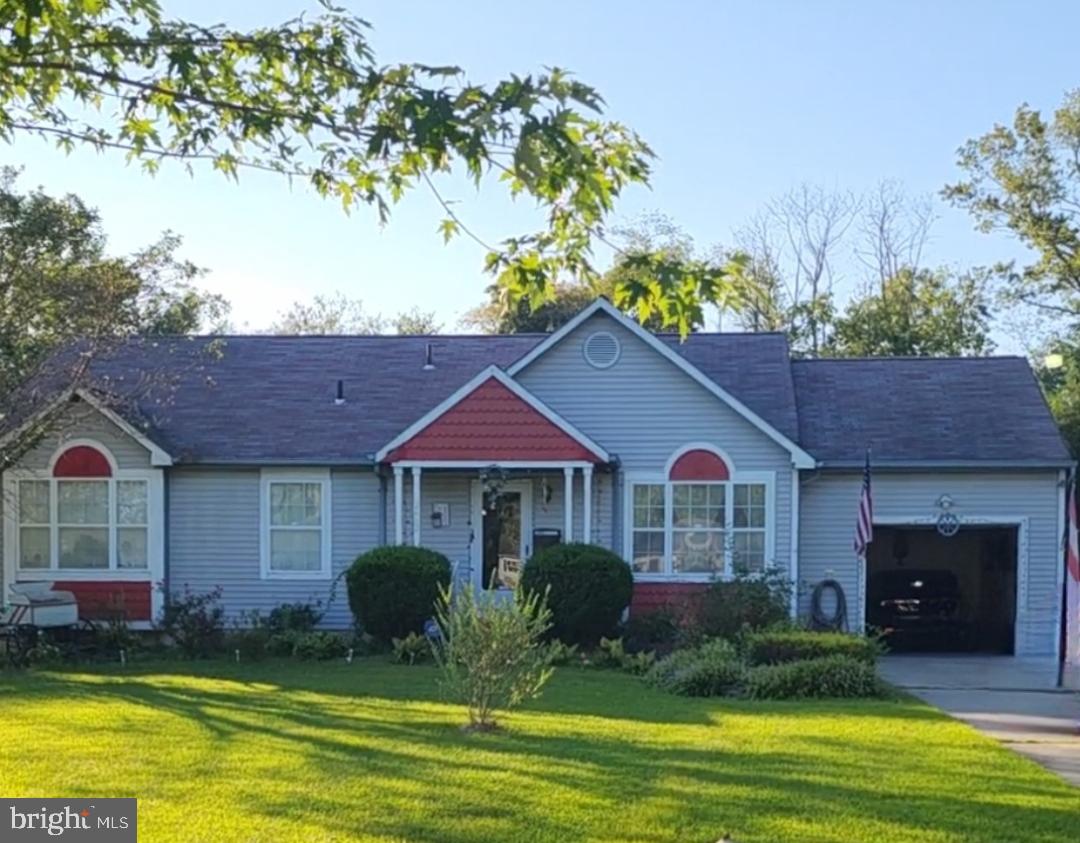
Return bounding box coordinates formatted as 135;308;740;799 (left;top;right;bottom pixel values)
471;480;533;592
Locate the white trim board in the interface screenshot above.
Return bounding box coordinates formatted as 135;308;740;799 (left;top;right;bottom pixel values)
506;298;816;469
374;365;611;463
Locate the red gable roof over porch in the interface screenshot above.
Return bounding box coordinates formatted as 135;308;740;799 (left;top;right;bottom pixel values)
382;372;607;463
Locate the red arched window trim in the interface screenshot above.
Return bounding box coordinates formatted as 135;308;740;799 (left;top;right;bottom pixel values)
53;445;112;477
669;449;730;481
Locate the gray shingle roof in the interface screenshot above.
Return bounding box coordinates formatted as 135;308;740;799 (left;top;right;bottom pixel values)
791;357;1072;465
7;329;1069;467
659;332;800;443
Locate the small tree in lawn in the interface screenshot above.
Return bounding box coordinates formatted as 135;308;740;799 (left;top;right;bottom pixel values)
432;585;555;732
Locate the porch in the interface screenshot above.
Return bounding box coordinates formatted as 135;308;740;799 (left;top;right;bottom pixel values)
374;365;614;591
388;463;612;592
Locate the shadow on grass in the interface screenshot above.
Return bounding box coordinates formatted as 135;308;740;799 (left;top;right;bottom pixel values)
2;660;1078;843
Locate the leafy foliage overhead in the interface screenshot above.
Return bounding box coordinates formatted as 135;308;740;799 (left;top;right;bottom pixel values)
0;0;744;335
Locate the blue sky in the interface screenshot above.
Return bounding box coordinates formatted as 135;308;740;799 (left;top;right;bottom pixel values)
9;1;1079;341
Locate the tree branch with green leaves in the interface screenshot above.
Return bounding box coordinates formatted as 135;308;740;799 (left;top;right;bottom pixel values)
0;0;746;336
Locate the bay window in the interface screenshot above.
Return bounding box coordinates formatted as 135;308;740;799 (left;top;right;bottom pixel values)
627;452;773;577
260;470;331;579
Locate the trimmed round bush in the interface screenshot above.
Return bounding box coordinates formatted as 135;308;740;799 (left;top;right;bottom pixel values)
745;655;885;700
346;546;451;641
744;629;882;666
520;543;633;646
646;639;744;697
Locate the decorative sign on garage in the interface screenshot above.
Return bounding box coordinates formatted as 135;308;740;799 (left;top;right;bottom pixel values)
935;495;960;537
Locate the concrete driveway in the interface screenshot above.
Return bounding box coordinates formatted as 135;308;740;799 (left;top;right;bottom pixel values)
880;655;1080;786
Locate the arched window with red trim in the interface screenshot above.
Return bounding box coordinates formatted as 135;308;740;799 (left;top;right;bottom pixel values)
53;445;113;478
627;444;771;578
13;441;149;573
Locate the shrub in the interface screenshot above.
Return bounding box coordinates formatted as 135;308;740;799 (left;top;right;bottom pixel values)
621;608;681;654
744;629;882;666
266;630;303;658
519;543;633;645
545;639;579;666
591;637;657;675
267;602;323;634
292;631;348;661
433;585;555;731
695;569;791;641
346;546;451;641
745;655;885;700
646;639;744;697
392;631;432;665
89;613;141;658
159;586;225;658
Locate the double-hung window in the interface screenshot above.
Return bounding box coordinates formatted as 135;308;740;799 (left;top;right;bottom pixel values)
260;470;332;579
11;443;153;573
627;448;772;578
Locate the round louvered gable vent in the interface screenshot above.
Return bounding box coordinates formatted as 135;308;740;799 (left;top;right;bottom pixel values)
583;331;621;369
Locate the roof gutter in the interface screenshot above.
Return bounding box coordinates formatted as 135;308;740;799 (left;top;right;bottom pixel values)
813;459;1075;471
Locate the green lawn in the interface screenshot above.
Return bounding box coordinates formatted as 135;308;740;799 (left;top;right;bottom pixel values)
0;661;1077;842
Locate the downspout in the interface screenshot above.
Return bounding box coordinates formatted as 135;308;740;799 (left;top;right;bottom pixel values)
161;466;170;622
790;465;800;619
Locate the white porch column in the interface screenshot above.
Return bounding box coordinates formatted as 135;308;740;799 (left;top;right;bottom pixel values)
411;465;422;547
582;464;593;544
393;466;404;545
563;466;574;543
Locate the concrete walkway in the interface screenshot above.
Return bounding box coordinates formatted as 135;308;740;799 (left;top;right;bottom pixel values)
880;656;1080;787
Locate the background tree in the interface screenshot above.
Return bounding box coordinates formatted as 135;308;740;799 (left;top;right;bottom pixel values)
825;268;992;357
1035;333;1080;454
945;89;1080;319
0;0;743;335
946;89;1080;454
269;292;438;335
392;307;442;336
729;185;858;353
0;169;224;395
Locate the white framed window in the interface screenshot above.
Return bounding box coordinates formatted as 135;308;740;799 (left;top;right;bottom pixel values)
6;441;157;575
625;472;774;579
260;469;332;579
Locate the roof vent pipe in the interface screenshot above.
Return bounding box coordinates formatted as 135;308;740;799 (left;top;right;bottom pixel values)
423;342;435;371
334;379;346;405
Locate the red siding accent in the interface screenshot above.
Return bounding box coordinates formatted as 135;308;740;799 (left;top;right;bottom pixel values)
53;446;112;477
52;581;152;621
385;377;604;462
630;582;708;617
669;449;729;481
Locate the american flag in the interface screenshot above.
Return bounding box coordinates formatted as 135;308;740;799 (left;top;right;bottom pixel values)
854;450;873;558
1065;475;1080;672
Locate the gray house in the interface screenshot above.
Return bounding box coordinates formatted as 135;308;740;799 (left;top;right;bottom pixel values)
0;299;1072;660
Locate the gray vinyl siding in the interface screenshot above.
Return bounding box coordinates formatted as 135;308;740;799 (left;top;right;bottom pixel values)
798;470;1063;656
16;402;152;470
168;467;381;628
515;311;795;573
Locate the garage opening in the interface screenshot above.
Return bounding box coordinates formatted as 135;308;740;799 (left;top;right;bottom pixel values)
866;525;1017;654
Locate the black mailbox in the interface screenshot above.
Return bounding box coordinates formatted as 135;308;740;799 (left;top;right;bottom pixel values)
532;528;562;553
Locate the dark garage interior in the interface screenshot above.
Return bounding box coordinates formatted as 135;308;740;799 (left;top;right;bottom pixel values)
866;525;1017;654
